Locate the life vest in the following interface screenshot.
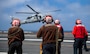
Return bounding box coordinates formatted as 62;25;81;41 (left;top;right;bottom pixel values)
72;24;88;38
55;24;62;30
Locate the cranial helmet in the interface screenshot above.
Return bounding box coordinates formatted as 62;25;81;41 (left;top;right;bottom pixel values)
44;15;53;23
54;19;60;24
11;18;21;26
76;19;82;24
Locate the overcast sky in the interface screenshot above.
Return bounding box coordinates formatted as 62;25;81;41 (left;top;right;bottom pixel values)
0;0;90;31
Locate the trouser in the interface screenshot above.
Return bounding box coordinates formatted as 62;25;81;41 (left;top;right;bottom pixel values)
8;41;22;54
83;39;88;50
73;38;84;54
43;43;56;54
58;42;61;54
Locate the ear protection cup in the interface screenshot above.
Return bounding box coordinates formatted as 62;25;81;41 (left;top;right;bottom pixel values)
44;18;53;22
52;19;54;22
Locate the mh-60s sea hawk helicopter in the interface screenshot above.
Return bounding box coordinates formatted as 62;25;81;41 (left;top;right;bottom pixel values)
16;4;61;24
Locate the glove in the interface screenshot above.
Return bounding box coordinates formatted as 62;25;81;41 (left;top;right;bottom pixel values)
84;36;88;41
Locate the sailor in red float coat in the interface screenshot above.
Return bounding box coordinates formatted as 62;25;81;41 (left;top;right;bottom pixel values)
54;20;64;54
72;19;88;54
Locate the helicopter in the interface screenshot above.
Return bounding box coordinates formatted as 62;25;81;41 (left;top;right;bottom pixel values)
16;4;61;24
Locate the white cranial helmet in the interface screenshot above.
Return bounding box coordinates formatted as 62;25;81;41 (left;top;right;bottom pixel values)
76;19;82;24
54;20;60;24
44;15;53;23
12;19;21;26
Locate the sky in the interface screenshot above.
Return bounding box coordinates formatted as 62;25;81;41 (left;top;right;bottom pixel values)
0;0;90;32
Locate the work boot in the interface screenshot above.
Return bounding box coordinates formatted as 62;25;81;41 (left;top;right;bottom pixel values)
85;48;89;52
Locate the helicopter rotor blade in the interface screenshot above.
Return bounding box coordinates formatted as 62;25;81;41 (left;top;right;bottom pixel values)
16;12;36;14
49;9;61;12
42;9;61;14
46;9;61;13
26;5;39;14
41;9;61;14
